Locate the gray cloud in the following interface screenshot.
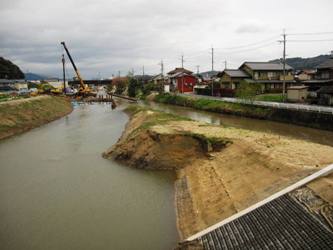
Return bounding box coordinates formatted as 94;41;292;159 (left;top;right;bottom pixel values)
0;0;333;78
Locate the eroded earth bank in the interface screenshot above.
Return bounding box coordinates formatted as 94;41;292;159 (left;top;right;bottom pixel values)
0;96;73;140
103;106;333;241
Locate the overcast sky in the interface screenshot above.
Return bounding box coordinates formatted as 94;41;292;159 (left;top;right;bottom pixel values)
1;0;333;79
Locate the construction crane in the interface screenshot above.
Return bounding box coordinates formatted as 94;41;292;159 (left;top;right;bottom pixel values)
60;41;96;96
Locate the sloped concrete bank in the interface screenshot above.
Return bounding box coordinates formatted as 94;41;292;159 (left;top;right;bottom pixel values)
0;96;73;140
103;106;333;248
154;93;333;131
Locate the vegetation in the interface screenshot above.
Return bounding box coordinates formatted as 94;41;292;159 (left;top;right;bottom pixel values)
0;96;72;140
128;77;140;97
182;132;231;152
154;93;272;119
0;57;24;79
255;93;284;102
269;54;330;70
236;81;262;102
111;77;128;95
125;105;228;152
0;94;26;103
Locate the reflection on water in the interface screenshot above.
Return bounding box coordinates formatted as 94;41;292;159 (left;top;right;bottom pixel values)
143;101;333;147
0;103;178;250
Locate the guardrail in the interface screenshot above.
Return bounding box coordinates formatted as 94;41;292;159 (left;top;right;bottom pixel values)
180;94;333;115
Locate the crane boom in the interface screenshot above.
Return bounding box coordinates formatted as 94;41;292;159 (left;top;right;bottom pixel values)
60;41;86;91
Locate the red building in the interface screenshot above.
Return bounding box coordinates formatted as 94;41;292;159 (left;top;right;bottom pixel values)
167;68;197;93
175;73;197;93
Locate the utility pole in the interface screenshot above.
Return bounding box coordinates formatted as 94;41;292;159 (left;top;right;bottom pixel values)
158;60;164;75
196;65;200;75
118;71;121;78
211;47;214;71
224;60;227;70
142;65;145;87
211;47;215;96
181;54;184;68
282;30;287;102
62;54;66;93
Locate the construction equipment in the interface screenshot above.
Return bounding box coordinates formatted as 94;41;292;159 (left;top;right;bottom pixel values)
60;41;96;96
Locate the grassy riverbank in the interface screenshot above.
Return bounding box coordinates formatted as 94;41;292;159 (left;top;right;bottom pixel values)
153;93;333;131
154;93;272;118
104;106;333;242
0;96;73;140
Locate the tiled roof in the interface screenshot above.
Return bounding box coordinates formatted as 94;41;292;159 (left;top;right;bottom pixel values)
242;62;293;71
198;194;333;250
317;58;333;69
223;69;249;78
167;68;193;75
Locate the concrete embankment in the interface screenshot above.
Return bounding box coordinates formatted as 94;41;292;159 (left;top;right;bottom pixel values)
153;93;333;131
0;96;73;140
103;106;333;244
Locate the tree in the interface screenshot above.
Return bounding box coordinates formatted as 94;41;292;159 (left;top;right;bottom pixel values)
128;77;138;97
236;81;262;102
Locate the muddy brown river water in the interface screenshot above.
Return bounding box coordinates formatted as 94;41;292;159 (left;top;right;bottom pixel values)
0;102;177;250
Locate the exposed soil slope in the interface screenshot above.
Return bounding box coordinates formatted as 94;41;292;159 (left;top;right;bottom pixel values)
104;107;333;240
0;96;73;140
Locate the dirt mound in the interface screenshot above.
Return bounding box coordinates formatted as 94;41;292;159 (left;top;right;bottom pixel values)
103;109;229;170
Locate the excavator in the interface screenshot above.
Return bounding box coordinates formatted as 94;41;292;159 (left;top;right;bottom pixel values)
61;41;96;97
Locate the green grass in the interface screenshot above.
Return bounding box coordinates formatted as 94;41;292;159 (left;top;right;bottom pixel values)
126;105;231;152
255;94;284;102
154;93;273;119
125;105;191;138
0;96;72;139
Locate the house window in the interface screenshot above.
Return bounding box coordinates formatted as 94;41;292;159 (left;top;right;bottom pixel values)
321;72;330;79
267;72;276;79
254;72;259;79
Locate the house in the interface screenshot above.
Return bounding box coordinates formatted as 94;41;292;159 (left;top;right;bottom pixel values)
0;85;17;94
317;86;333;106
167;68;197;93
295;69;316;81
287;85;308;103
315;56;333;80
150;73;165;86
301;56;333;93
217;69;250;96
239;61;295;92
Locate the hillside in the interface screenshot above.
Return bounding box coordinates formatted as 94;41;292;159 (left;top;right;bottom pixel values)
25;72;47;81
0;57;24;79
270;54;330;70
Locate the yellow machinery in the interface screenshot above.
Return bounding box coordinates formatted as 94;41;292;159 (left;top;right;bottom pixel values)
61;41;96;97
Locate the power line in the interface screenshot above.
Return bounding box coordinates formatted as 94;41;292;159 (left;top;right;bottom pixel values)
215;35;279;51
288;39;333;42
288;31;333;36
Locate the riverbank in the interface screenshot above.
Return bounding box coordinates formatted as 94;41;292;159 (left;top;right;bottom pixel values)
0;96;73;140
103;106;333;241
153;93;333;131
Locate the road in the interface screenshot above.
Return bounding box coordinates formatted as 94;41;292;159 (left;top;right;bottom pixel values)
180;93;333;114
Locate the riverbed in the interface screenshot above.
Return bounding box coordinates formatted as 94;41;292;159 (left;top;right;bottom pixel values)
0;102;178;250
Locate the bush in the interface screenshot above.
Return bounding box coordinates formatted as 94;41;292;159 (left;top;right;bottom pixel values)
154;93;272;118
236;81;262;102
128;77;139;97
115;81;127;95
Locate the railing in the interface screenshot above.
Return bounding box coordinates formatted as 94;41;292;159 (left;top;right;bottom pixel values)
179;93;333;115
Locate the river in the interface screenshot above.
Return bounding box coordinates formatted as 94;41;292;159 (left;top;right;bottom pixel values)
1;99;333;250
0;102;178;250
